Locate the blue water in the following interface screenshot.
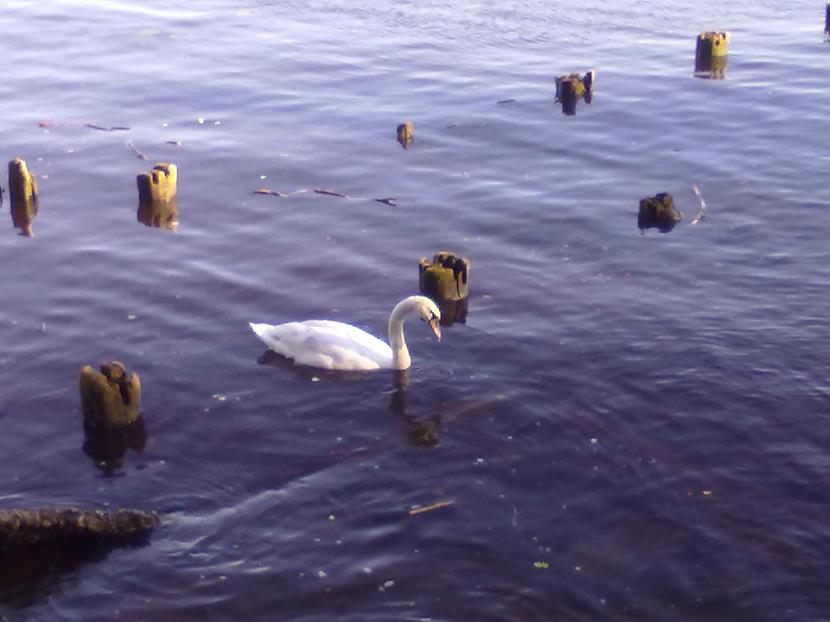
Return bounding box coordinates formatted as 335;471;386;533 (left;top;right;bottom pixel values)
1;0;829;620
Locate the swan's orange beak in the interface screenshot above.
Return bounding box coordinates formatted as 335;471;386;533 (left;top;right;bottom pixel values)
429;317;442;341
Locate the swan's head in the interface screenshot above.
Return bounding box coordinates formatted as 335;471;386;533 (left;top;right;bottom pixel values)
416;297;442;341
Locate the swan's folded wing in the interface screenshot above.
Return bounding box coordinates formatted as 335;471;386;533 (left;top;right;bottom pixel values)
250;320;393;370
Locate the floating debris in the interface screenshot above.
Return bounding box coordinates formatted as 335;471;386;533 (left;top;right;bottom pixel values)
408;500;455;516
533;561;551;569
497;98;516;104
253;187;396;206
691;185;706;224
84;123;131;132
127;139;148;161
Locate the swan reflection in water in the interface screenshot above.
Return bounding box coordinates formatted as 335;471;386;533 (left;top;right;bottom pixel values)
10;196;38;237
82;416;147;476
137;198;179;231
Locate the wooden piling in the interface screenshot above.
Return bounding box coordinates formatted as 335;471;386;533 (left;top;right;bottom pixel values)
825;3;829;34
695;32;730;76
79;361;141;429
397;122;414;148
8;158;38;204
419;252;470;325
638;193;682;232
137;163;177;203
419;251;470;302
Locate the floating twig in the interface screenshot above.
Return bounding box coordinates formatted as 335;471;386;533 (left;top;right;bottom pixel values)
253;187;396;206
497;99;516;104
314;188;348;198
127;140;148;161
691;185;706;224
408;500;455;516
85;123;131;132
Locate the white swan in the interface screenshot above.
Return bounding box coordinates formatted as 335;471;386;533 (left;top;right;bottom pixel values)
249;295;441;371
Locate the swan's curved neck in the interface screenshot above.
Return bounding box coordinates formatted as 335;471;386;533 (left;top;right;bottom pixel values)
388;297;421;370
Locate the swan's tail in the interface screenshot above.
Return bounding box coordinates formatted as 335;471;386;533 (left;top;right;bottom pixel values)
249;322;273;339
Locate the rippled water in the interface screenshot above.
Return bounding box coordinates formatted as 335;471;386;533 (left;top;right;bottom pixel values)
1;0;829;619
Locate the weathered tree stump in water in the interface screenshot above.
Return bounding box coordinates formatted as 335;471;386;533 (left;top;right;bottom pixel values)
695;32;730;78
79;362;141;428
0;508;159;549
419;251;470;301
554;71;595;115
8;159;39;237
419;251;471;325
638;193;682;233
137;163;177;203
8;158;38;204
397;122;413;149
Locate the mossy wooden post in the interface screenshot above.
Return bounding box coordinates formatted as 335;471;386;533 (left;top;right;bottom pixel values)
8;158;39;236
8;158;38;204
137;163;177;203
583;69;596;103
397;122;414;149
79;361;141;429
638;192;682;233
419;251;471;325
555;75;584;116
695;31;730;77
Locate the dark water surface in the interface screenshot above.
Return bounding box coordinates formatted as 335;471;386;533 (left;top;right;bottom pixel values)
2;0;829;619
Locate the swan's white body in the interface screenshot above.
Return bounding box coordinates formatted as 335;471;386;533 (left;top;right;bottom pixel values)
249;295;441;371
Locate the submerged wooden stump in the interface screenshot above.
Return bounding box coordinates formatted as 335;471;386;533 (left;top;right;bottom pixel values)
695;31;730;77
0;508;159;549
397;122;414;149
638;193;682;232
79;362;141;429
137;163;177;203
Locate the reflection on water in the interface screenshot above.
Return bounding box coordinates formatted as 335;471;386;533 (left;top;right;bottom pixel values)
82;416;147;477
137;199;179;231
694;55;728;79
435;297;468;327
10;197;38;237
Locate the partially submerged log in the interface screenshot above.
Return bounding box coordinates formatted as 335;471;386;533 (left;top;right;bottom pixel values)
79;362;141;428
397;122;413;149
0;508;159;549
638;192;682;232
137;162;177;203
